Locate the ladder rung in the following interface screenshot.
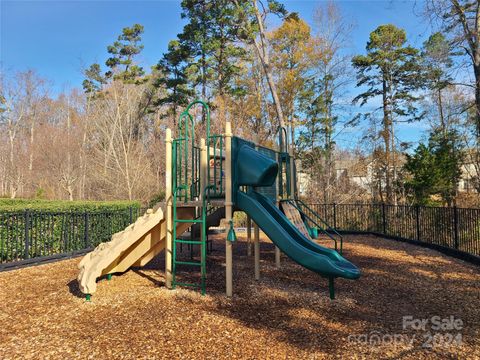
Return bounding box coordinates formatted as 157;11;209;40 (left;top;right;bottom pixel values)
174;260;202;266
175;239;204;245
174;219;203;223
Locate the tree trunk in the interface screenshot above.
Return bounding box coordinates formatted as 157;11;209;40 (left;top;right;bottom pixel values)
437;87;446;136
382;77;392;204
251;0;286;131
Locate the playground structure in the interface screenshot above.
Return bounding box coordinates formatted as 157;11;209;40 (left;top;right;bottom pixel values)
78;100;360;300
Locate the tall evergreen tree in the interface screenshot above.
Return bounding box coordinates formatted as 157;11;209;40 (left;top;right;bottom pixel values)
105;24;145;83
422;32;455;135
352;24;424;204
153;40;194;124
178;0;246;119
82;24;146;94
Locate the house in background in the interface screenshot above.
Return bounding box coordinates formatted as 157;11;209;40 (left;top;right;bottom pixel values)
459;163;478;193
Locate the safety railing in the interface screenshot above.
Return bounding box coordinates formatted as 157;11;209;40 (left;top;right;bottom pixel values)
172;139;201;202
283;199;343;253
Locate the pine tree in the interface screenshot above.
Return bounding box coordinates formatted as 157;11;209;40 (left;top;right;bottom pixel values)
422;32;455;135
178;0;246;120
82;24;146;94
105;24;145;83
352;24;424;204
153;40;194;124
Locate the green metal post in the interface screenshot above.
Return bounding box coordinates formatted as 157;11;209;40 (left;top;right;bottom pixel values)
329;277;335;300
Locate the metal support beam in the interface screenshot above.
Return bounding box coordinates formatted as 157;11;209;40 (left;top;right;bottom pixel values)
254;222;260;280
247;215;252;256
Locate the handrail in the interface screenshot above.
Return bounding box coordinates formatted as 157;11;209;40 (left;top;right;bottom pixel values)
296;199;343;237
295;199;343;254
185;99;210;143
282;199;340;253
177;112;194;197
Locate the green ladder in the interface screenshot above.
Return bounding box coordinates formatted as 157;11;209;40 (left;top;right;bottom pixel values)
172;185;208;295
171;100;216;295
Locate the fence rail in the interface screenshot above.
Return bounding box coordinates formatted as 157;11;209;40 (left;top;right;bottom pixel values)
2;203;480;270
305;203;480;260
0;207;146;270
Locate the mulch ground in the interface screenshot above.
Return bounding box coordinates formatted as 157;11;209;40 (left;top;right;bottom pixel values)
0;234;479;359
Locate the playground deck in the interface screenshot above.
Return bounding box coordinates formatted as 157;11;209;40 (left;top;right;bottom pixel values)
0;234;479;359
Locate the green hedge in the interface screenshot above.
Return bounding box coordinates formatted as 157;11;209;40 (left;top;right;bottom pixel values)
0;199;140;212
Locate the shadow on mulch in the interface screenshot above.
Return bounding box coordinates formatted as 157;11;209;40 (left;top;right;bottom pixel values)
132;268;165;287
67;279;84;298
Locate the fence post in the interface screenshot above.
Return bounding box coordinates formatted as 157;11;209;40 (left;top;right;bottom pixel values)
333;203;337;229
453;206;459;249
24;210;30;259
84;211;89;248
415;205;420;241
382;203;386;234
129;206;133;224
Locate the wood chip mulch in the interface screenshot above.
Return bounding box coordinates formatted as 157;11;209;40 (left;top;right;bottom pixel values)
0;234;479;359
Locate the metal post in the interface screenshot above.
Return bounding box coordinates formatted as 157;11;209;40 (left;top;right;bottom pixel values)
129;206;133;224
382;203;386;234
333;203;337;230
225;121;233;297
415;205;420;241
274;152;281;268
165;128;173;288
84;211;89;248
246;214;252;256
453;206;459;249
289;146;295;198
254;222;260;280
24;210;30;259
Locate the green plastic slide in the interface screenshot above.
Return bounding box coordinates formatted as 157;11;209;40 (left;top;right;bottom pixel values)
232;142;360;282
236;190;360;280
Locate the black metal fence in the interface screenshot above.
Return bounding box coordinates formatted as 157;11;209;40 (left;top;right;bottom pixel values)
306;203;480;260
0;207;146;270
3;202;480;270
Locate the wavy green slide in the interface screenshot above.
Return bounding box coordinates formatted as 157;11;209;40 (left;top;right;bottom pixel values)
234;143;360;297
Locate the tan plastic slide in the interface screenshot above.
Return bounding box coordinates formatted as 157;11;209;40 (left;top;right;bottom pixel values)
77;206;195;295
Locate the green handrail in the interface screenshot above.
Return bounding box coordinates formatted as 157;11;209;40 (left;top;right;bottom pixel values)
185;99;210;143
177;112;194;199
296;199;342;236
282;199;341;253
294;199;343;253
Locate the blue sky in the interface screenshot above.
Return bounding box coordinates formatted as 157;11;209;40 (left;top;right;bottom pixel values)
1;0;432;148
